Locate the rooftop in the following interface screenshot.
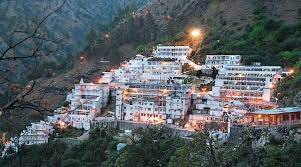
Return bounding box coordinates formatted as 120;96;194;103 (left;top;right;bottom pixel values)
250;107;301;115
147;57;177;62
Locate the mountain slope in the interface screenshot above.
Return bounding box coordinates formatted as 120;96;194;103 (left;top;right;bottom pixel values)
0;0;151;100
2;0;300;117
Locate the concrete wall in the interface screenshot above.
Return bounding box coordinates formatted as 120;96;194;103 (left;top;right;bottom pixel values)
93;120;194;137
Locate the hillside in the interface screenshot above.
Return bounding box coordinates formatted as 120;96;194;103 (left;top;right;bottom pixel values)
0;0;300;132
0;0;151;98
27;0;301;107
1;127;301;166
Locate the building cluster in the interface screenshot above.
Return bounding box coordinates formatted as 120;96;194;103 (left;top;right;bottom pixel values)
48;78;110;130
115;83;194;124
42;46;300;131
2;121;54;157
2;45;300;156
212;64;282;107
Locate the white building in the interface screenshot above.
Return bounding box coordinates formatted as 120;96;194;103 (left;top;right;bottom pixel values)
113;55;183;84
141;57;182;83
47;107;69;125
99;72;113;84
212;65;282;105
153;46;192;60
194;94;224;116
114;55;144;83
2;139;18;157
115;83;194;124
18;121;54;145
2;121;54;157
66;79;110;130
202;55;241;70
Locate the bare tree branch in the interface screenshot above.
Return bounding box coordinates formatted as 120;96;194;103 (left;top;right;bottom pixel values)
0;0;66;60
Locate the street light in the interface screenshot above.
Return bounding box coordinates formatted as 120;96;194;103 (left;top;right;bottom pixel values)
190;28;202;54
190;28;201;38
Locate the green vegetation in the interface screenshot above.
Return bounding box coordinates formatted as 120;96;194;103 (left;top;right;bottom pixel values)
199;16;301;66
84;3;300;107
1;127;300;167
84;5;182;63
55;127;84;138
274;61;301;106
196;12;301;106
27;54;76;80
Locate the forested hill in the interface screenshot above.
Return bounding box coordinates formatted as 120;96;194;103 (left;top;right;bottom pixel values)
0;0;300;133
0;0;151;55
0;0;151;96
18;0;301;110
84;0;301;105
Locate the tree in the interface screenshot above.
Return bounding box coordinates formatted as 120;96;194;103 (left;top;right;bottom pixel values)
62;159;81;167
168;148;190;167
0;1;66;130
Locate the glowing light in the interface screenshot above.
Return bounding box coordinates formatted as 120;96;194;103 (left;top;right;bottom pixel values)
162;89;169;95
190;28;201;38
104;33;110;39
289;69;294;74
98;78;103;84
58;121;66;128
80;56;84;61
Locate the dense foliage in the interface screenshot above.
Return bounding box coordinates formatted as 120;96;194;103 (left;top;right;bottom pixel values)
1;127;301;167
197;13;301;106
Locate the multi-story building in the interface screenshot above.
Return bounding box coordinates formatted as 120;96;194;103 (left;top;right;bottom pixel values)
66;79;110;130
212;65;282;105
153;46;192;60
2;139;18;157
99;72;113;84
141;57;182;83
2;121;53;157
113;55;183;84
47;107;69;125
18;121;54;145
115;83;194;124
186;94;226;129
202;55;241;70
114;55;144;83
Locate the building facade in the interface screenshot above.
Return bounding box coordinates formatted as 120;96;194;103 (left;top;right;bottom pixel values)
203;55;241;70
153;46;192;60
113;55;183;84
18;121;54;145
66;79;110;130
244;107;301;127
115;83;194;124
212;65;282;105
141;58;182;83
